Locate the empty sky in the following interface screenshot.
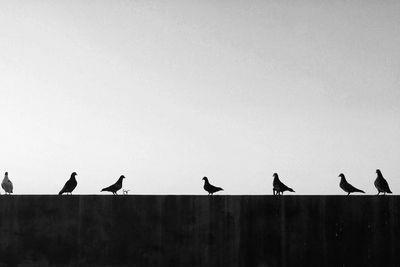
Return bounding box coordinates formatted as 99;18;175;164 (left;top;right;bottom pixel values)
0;0;399;195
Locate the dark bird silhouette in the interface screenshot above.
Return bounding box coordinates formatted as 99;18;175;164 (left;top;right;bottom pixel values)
59;172;78;195
1;172;13;194
374;169;392;195
339;173;365;195
202;177;223;195
273;173;295;195
101;175;125;195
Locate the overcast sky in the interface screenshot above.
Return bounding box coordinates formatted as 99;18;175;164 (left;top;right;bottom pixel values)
0;0;399;195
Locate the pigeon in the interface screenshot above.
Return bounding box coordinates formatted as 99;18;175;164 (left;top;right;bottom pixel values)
272;173;295;195
101;175;125;195
1;172;13;194
339;173;365;195
374;169;392;195
202;177;223;195
59;172;78;195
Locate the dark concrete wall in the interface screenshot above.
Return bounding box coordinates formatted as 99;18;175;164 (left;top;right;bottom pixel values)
0;195;399;266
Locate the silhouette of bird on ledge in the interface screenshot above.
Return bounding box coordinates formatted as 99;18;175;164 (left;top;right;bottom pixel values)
1;172;13;194
101;175;125;195
273;173;294;195
59;172;78;195
202;177;223;195
374;169;392;195
338;173;365;195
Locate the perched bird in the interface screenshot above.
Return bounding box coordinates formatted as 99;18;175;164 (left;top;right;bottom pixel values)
101;175;125;195
374;169;392;195
338;173;365;195
1;172;13;194
202;177;223;195
59;172;78;195
273;173;295;195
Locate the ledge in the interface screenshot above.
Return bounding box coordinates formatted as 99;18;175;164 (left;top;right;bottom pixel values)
0;195;398;266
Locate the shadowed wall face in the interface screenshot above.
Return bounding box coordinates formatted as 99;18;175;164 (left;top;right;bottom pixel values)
0;195;399;266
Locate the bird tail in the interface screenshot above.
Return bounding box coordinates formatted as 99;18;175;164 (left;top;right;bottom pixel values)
101;188;105;192
288;188;295;192
355;189;365;193
58;190;63;195
388;189;393;193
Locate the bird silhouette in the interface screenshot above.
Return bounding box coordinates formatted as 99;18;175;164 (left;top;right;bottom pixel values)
59;172;78;195
374;169;392;195
202;177;223;195
273;173;295;195
338;173;365;195
1;172;13;194
101;175;125;195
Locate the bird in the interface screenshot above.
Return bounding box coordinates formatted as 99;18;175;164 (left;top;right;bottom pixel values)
59;172;78;195
338;173;365;195
1;172;13;194
202;177;223;195
374;169;392;195
101;175;125;195
272;173;295;195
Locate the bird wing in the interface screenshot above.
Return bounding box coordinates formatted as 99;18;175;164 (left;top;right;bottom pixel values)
381;178;391;192
276;181;290;191
375;177;391;192
59;182;68;194
59;179;76;194
205;183;223;193
8;180;13;193
2;180;13;193
211;185;223;192
102;181;119;192
343;182;361;193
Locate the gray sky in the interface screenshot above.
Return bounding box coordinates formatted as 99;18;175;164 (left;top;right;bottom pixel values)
0;0;399;195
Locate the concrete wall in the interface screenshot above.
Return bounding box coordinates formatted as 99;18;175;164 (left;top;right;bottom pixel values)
0;195;399;266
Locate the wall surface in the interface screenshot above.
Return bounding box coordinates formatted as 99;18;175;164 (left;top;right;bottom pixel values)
0;195;399;267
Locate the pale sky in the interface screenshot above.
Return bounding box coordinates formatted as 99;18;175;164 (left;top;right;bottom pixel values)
0;0;399;195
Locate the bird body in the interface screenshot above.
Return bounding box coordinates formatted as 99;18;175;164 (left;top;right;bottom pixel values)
101;175;125;195
1;172;13;194
273;173;294;195
374;169;392;195
59;172;78;195
339;173;365;195
202;177;223;195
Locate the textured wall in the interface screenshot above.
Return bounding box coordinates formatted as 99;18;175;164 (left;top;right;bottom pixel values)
0;195;399;266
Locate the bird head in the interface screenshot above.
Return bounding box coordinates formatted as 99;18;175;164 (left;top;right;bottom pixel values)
202;177;208;182
4;172;8;176
71;172;77;177
376;169;382;176
338;173;345;178
273;173;278;178
120;175;125;179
